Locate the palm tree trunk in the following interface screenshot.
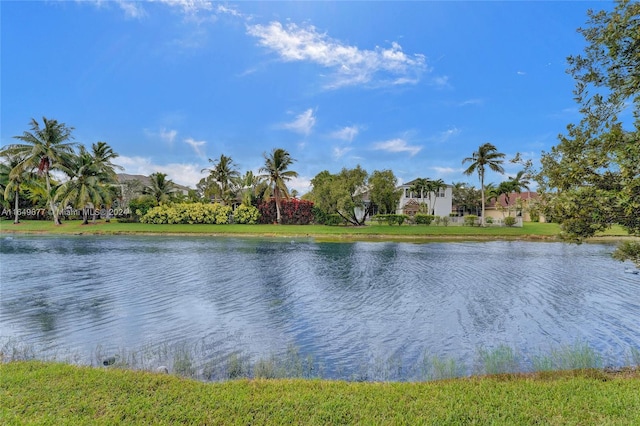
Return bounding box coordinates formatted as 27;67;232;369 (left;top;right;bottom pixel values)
480;173;486;227
275;189;282;224
13;190;20;224
45;172;61;225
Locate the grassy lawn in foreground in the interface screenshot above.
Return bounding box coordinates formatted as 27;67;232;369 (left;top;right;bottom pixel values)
1;361;639;425
1;219;568;237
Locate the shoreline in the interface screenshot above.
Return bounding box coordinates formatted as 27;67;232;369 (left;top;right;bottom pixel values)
1;220;636;243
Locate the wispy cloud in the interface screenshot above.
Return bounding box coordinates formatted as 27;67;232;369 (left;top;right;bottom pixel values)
281;109;316;135
330;125;360;142
155;0;214;15
160;128;178;144
145;127;178;145
435;127;460;143
459;98;483;107
184;137;207;158
517;70;526;75
432;166;462;175
216;4;242;17
333;146;352;159
247;21;427;89
116;0;147;18
373;138;421;156
83;0;147;19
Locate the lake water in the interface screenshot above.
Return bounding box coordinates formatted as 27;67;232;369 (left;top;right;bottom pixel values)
1;235;638;379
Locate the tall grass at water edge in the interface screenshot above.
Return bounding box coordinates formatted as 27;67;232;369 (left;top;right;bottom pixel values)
2;337;638;381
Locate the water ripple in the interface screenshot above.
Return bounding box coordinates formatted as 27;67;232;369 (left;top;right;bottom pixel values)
1;236;638;376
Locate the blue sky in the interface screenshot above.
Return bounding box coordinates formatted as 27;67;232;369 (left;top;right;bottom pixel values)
1;1;611;193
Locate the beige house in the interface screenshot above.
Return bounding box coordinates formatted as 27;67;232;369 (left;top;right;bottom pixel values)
484;191;544;222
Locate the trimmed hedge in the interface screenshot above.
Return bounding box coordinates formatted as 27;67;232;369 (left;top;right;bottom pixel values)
140;202;232;224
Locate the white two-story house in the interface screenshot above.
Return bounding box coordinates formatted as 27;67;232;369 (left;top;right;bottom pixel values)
396;179;453;218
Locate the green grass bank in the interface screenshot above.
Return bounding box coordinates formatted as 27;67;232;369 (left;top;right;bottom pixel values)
2;361;639;425
1;219;635;242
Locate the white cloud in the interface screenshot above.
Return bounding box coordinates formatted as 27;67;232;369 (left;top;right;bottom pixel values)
459;98;483;107
160;128;178;144
372;138;422;156
287;175;312;196
436;127;461;143
281;109;316;135
116;155;204;188
431;166;462;175
330;125;360;142
116;0;146;18
431;75;450;88
247;21;427;89
216;4;242;17
517;70;526;75
333;147;352;159
184;138;206;158
155;0;213;15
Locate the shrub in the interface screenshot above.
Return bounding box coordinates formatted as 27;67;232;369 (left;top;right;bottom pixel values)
324;214;344;226
485;217;494;224
128;196;157;220
504;216;517;227
257;199;314;224
415;214;435;225
440;216;450;226
372;214;408;226
233;204;260;224
464;215;478;226
140;202;232;224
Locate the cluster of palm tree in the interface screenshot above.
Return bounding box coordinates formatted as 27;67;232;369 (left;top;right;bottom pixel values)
0;117;121;225
198;148;298;224
462;142;532;225
408;177;447;215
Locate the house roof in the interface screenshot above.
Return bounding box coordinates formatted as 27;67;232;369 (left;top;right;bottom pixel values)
399;178;452;188
116;173;191;193
486;191;538;208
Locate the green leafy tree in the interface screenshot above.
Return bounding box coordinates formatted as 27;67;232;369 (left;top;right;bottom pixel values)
143;172;178;205
259;148;298;224
538;0;639;242
368;169;401;214
56;146;112;224
3;117;76;225
462;143;505;226
308;166;369;226
201;154;240;205
1;154;34;224
451;182;481;216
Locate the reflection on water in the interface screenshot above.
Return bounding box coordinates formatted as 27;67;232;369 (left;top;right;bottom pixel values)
1;235;639;378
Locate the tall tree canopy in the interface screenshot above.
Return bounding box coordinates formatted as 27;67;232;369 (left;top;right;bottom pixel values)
538;0;640;240
308;166;370;226
368;169;402;215
4;117;76;225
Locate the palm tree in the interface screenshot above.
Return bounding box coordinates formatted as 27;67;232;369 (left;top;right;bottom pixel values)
56;146;110;224
429;178;446;215
90;142;121;222
462;142;505;226
259;148;298;224
143;172;177;205
409;178;430;213
4;117;75;225
1;154;33;224
201;154;240;205
236;170;265;206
